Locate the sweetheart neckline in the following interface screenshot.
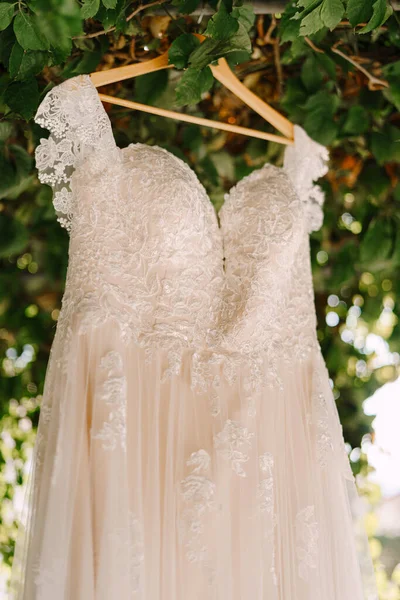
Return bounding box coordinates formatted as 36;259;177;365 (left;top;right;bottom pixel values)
82;74;290;223
121;141;286;224
34;74;329;235
81;75;290;217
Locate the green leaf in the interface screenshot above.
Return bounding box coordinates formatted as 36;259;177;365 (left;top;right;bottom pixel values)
280;6;301;43
292;0;322;17
171;0;199;14
102;0;117;8
176;66;213;106
0;213;29;256
0;153;15;198
9;43;47;80
0;3;14;31
231;5;255;32
206;3;239;41
360;162;389;197
303;89;339;144
304;89;339;116
64;49;102;76
384;82;400;112
30;0;82;51
358;0;392;34
10;144;33;174
0;26;16;67
360;217;393;264
169;33;200;69
225;50;251;66
96;0;125;30
81;0;100;19
299;6;324;35
182;124;202;151
5;144;34;199
189;22;251;70
4;77;39;120
381;61;400;110
0;144;35;200
222;0;233;11
281;37;309;61
342;105;369;135
135;70;169;105
370;126;400;164
13;12;48;51
281;77;308;120
315;52;337;79
301;55;323;92
36;17;72;56
8;41;23;78
320;0;344;30
297;0;321;7
371;131;390;164
346;0;373;27
383;60;400;79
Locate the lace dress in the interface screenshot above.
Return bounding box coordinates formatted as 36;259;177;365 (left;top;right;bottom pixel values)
10;75;378;600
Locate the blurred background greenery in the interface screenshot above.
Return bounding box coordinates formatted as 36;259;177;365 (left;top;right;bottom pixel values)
0;0;400;597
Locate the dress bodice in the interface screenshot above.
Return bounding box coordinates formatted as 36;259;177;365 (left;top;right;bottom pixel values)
34;75;329;390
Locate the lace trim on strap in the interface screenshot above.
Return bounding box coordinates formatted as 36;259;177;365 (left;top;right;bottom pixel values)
283;125;329;233
34;74;117;232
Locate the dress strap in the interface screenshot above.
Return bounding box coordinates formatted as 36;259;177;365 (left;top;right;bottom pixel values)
283;125;329;233
34;75;116;232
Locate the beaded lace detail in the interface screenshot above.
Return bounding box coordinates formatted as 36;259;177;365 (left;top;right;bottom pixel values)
35;75;118;231
34;74;329;395
180;449;217;570
90;350;127;452
295;505;319;582
213;419;255;477
283;125;329;233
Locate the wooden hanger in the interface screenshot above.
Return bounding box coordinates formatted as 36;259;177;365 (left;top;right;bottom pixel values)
90;35;294;146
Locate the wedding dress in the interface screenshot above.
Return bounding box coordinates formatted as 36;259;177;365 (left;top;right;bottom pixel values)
10;75;378;600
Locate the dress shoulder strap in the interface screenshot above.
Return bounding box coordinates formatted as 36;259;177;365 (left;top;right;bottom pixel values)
283;125;329;233
34;75;116;232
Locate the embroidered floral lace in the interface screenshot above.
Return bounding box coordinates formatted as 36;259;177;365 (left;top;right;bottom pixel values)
9;74;378;600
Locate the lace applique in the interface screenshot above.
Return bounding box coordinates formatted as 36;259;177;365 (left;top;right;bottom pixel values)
34;75;326;395
257;452;278;585
217;164;320;393
311;352;354;480
295;505;319;582
311;368;334;468
258;452;274;513
209;374;222;417
33;557;65;596
179;449;217;583
34;75;117;231
90;350;127;452
107;511;145;594
213;419;255;477
283;124;329;233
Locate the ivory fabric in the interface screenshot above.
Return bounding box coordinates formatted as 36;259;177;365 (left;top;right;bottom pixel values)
10;75;378;600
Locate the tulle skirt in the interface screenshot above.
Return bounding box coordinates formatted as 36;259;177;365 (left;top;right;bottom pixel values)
10;320;378;599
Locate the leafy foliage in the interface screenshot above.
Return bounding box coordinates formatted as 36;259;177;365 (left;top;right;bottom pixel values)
0;0;400;595
291;0;393;36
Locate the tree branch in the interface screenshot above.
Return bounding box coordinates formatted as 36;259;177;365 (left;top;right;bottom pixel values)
262;16;283;97
73;0;168;40
304;37;389;90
